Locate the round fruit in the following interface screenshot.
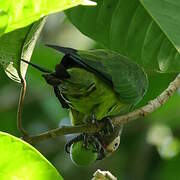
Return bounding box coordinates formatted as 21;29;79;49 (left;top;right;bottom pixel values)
70;141;98;166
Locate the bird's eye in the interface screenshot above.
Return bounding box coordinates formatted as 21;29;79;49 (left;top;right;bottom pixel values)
106;136;120;152
115;143;118;147
113;142;119;149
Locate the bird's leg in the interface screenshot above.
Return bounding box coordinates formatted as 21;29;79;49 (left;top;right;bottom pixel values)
91;135;103;153
83;134;104;154
96;147;106;161
85;114;100;129
65;134;84;153
65;133;104;154
91;114;97;125
83;133;90;149
89;115;114;134
101;117;114;135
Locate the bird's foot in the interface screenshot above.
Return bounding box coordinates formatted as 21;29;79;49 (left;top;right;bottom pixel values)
87;115;114;135
65;133;103;154
65;134;84;153
101;117;114;135
86;114;101;129
96;147;106;161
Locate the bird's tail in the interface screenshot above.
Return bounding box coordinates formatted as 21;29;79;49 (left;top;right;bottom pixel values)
21;59;52;73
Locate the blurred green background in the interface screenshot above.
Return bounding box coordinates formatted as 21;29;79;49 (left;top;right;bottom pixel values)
1;13;180;180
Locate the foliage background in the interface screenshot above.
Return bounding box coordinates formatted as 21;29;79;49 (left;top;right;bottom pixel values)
1;12;180;179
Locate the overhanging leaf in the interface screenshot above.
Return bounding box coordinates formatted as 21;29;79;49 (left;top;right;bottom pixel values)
66;0;180;72
0;18;46;83
0;131;63;180
140;0;180;71
0;0;96;37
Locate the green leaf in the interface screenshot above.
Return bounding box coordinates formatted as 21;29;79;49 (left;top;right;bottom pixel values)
66;0;180;72
138;72;177;107
0;131;63;180
140;0;180;72
0;0;96;37
0;18;46;83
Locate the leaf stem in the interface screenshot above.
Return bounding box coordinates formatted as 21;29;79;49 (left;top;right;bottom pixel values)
17;78;28;136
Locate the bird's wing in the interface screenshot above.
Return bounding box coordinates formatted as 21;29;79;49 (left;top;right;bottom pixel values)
47;45;148;105
78;50;148;105
46;44;113;87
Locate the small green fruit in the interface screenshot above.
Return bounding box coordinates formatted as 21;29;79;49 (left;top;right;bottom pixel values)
70;141;98;166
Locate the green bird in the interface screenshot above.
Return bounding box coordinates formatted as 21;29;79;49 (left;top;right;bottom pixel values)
22;45;148;165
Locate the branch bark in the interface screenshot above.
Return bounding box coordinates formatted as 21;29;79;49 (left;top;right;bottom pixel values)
24;73;180;144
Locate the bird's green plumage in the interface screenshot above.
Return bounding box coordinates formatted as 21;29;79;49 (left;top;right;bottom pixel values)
54;48;148;125
76;49;148;104
22;45;148;126
60;67;132;125
21;45;149;163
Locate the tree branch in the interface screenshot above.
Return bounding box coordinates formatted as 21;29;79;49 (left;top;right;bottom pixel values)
113;73;180;125
24;73;180;144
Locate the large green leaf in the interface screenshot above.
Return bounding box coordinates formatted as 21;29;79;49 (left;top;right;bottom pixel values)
0;18;46;82
66;0;180;72
0;131;62;180
0;0;96;37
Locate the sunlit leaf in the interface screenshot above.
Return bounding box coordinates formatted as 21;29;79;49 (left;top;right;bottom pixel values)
0;0;96;37
0;18;45;82
0;131;63;180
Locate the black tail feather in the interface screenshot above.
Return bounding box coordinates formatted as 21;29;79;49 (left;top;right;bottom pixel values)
21;59;52;73
46;44;77;55
46;44;113;87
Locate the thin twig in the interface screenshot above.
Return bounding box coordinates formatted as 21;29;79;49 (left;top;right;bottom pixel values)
17;78;28;136
17;18;46;137
24;124;103;144
24;73;180;144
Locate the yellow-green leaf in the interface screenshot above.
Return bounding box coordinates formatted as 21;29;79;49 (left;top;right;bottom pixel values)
0;131;63;180
0;0;96;37
0;18;46;82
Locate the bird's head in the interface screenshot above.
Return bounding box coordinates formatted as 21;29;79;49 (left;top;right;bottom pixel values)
105;135;120;154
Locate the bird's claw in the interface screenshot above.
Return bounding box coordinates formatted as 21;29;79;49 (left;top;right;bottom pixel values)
101;117;114;135
96;147;106;160
92;137;102;153
86;114;101;129
65;134;84;153
65;133;103;154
